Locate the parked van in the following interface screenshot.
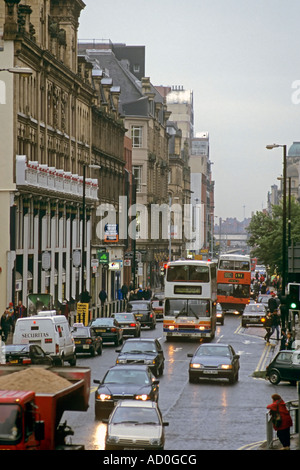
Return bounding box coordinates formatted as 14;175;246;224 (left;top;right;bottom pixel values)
13;311;76;366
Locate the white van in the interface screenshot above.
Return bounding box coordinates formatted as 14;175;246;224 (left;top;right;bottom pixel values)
13;311;76;366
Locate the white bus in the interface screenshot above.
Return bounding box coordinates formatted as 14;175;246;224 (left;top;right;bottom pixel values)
163;260;217;341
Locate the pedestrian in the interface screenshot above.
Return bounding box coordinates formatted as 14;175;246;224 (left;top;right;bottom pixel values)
1;309;13;342
264;311;273;342
267;394;293;450
121;283;128;301
268;293;278;313
280;329;287;350
270;309;281;341
16;300;27;319
285;332;294;350
99;289;107;306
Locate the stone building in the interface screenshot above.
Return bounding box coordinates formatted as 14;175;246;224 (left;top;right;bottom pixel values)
0;0;127;313
78;42;172;288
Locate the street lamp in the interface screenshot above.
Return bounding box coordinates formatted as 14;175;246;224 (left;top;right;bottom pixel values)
266;144;287;297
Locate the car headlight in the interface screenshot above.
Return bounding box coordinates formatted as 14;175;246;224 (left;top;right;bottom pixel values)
220;364;232;370
190;363;203;369
145;359;155;365
106;436;119;444
135;394;150;401
116;359;127;364
150;438;162;446
97;393;111;401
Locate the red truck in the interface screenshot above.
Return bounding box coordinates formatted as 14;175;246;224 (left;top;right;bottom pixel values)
0;366;90;450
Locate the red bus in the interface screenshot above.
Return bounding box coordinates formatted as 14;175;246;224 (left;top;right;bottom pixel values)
217;254;251;313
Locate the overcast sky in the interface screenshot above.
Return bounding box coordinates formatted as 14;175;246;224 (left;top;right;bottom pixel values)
78;0;300;221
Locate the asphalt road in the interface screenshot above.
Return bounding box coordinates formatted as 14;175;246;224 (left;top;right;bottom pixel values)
64;313;298;450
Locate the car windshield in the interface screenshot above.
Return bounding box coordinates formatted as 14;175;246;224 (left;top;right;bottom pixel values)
111;407;160;425
104;369;149;385
91;318;114;327
0;405;22;442
217;284;250;299
4;345;28;353
128;303;149;311
115;314;135;322
195;346;230;357
167;265;210;282
120;341;157;354
164;299;210;318
244;305;264;312
71;327;89;337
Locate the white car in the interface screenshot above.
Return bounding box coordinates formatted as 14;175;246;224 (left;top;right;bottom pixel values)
105;400;169;450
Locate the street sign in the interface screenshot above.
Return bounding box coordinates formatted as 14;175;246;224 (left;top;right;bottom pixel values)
97;250;109;264
76;302;89;325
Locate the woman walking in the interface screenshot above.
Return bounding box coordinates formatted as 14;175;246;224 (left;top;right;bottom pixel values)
267;394;293;450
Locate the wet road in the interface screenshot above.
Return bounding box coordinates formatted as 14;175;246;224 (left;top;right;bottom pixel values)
65;313;298;450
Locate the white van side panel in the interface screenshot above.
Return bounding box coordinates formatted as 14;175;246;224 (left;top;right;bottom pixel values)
13;316;75;360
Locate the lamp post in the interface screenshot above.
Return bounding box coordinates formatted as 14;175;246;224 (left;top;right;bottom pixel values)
266;144;287;297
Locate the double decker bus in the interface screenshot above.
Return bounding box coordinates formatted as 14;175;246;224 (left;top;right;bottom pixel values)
163;260;217;341
217;254;251;313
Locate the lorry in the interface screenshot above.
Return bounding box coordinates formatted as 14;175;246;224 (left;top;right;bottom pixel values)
0;365;90;450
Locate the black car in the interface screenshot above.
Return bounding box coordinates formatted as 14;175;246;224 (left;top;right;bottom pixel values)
113;313;141;337
4;344;53;366
71;324;103;356
151;293;164;320
89;317;123;346
187;343;240;384
94;364;160;420
116;338;165;377
266;350;300;385
126;300;156;329
241;303;267;327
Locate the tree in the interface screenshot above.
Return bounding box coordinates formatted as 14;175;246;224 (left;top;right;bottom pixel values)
247;197;300;276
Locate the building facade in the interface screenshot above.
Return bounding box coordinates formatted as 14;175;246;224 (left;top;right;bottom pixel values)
0;0;127;313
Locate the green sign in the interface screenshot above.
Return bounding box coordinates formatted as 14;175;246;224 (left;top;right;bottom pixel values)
97;251;109;264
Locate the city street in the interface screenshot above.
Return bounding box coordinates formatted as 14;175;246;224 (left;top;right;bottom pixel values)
65;313;298;450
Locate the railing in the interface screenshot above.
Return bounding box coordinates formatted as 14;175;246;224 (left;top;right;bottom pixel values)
266;400;299;449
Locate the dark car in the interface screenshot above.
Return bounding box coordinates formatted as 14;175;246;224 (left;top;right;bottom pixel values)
113;313;141;338
71;324;103;356
127;300;156;329
187;343;240;384
116;338;165;377
151;293;164;320
216;303;224;325
4;344;53;366
89;317;123;346
105;400;168;451
94;364;160;420
241;303;267;327
266;350;300;385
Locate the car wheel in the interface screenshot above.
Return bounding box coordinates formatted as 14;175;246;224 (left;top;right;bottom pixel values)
90;347;95;357
69;354;76;367
98;344;102;355
268;370;281;385
189;374;198;384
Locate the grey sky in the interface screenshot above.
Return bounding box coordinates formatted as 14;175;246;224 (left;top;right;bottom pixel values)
78;0;300;221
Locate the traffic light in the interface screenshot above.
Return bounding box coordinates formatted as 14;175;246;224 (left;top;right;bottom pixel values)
288;283;300;311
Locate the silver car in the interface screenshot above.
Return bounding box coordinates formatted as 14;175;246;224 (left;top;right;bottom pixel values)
105;400;169;450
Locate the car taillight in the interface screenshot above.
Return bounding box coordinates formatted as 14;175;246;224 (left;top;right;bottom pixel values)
45;338;53;343
55;344;59;354
22;358;32;364
150;314;153;318
111;328;116;332
86;339;92;344
130;323;136;327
